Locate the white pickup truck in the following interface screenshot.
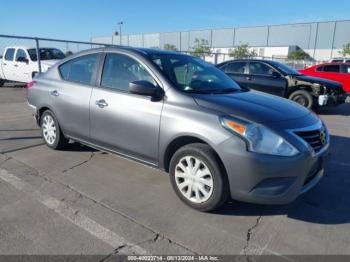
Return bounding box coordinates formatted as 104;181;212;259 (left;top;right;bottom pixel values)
0;46;65;86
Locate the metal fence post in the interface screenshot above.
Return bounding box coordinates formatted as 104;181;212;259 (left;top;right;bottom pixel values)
35;38;42;73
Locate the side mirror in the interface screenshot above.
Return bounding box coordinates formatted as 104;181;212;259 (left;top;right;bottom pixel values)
17;57;29;64
271;71;281;79
129;80;158;96
0;55;3;59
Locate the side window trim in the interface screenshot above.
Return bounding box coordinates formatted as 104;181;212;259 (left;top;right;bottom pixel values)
98;51;163;93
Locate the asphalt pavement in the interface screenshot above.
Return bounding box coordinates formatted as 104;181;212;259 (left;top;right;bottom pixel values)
0;87;349;260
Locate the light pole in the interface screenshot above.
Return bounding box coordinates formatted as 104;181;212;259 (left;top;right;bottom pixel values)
117;21;123;45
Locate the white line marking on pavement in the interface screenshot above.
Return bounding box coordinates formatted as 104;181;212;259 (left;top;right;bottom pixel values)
0;168;148;255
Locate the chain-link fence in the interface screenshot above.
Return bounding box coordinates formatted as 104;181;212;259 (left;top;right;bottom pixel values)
181;51;318;69
0;34;320;88
0;34;114;86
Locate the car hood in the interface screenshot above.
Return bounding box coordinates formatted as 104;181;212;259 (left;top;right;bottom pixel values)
294;74;342;89
193;90;311;124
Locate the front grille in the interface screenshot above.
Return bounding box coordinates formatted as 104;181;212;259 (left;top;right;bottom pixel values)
294;128;327;153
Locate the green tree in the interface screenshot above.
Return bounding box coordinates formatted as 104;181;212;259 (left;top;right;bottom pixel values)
192;38;211;58
228;43;257;59
288;49;311;60
339;43;350;57
163;44;178;51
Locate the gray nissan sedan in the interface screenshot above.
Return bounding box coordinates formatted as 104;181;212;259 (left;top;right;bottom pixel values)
27;47;329;211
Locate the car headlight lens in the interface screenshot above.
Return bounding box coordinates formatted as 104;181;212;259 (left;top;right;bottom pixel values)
221;117;299;157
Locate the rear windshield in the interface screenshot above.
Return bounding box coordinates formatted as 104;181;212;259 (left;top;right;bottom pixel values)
27;48;65;61
268;60;301;75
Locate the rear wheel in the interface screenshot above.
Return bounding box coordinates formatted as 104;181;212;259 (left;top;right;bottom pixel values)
289;90;315;109
40;110;69;150
0;79;5;87
169;143;229;212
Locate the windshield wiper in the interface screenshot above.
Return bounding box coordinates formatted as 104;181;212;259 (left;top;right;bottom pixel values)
184;89;217;94
185;88;239;94
212;88;239;94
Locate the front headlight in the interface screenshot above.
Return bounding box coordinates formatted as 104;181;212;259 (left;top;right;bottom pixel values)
221;117;299;157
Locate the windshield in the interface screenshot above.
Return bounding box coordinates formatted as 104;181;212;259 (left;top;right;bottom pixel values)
269;61;301;75
27;48;65;61
149;54;241;94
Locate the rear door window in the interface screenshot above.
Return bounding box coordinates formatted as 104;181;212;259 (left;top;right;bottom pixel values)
225;62;246;74
4;48;15;61
249;62;275;76
323;65;340;72
59;54;98;85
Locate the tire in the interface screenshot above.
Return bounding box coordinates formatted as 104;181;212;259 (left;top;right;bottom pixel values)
169;143;229;212
40;110;69;150
0;79;5;87
289;90;315;109
32;72;38;79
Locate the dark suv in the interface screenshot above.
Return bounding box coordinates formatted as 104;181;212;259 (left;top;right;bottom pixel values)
217;59;347;109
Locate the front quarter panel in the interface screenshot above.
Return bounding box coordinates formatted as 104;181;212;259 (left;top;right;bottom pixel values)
158;88;232;169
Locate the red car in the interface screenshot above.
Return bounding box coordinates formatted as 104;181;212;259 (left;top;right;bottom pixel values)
299;63;350;93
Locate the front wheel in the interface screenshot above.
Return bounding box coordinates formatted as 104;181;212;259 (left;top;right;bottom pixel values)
169;143;229;212
40;110;69;150
0;79;5;87
289;90;315;109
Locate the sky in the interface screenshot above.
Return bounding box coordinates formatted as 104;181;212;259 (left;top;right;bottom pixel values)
1;0;350;42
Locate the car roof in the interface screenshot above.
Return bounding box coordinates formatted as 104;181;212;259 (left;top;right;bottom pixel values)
217;59;277;67
82;46;183;56
5;46;33;50
54;46;190;68
314;62;350;67
5;46;61;50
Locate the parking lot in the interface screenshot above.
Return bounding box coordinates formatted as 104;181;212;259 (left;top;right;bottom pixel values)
0;86;350;258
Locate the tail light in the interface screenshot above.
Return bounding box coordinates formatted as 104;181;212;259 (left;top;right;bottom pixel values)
26;81;37;89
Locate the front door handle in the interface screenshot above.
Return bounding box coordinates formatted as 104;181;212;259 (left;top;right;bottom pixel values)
246;76;252;80
50;90;59;97
95;99;108;108
14;64;18;67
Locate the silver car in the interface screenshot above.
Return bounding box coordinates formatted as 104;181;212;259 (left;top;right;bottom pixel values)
27;47;329;211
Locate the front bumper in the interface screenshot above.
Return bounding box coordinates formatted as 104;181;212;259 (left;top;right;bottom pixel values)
325;92;347;106
217;135;330;205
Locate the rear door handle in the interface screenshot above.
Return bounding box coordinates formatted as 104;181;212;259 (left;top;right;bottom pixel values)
50;90;59;97
246;76;252;80
14;64;18;67
2;63;7;66
95;99;108;108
